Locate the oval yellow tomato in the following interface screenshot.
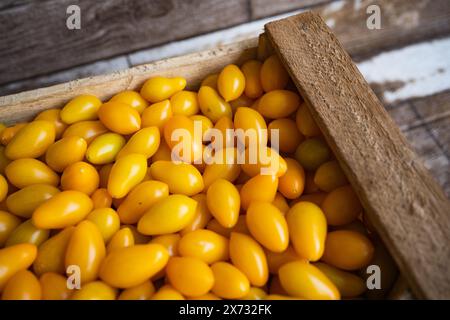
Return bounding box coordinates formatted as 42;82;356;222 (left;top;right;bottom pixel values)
5;158;59;188
45;136;87;172
35;109;67;139
258;90;300;119
217;64;245;102
286;201;327;261
107;153;148;198
260;55;289;92
206;179;240;228
241;60;263;99
0;210;21;247
0;243;37;291
211;262;250;299
137;194;197;235
198;86;232;123
240;174;278;210
110;90;148;114
86;133;126;165
87;208;120;242
98;101;141;135
2;269;41;300
5;120;55;159
150;161;203;196
99;244;169;288
5;219;49;247
40;272;72;300
234;107;267;147
141;100;173;131
65;220;106;284
170;90;199;116
32;190;93;229
61;95;102;124
178;229;228;264
62;120;108;144
140;77;186;103
117;127;160;159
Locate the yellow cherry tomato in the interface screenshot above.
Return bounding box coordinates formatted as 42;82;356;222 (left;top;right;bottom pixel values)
65;221;106;284
163;115;203;163
61;161;99;195
2;270;41;300
170;90;199;116
229;232;268;287
110;90;148;114
241;146;287;177
178;229;228;264
258;90;300;119
234;106;267;147
0;210;21;247
198;86;232;123
5;120;55;160
151;285;185;300
241;287;267;300
314;160;348;192
314;262;366;298
278;158;305;199
272;192;290;214
108;153;148;198
141;100;173;131
0;243;37;291
40;272;72;300
240;174;278;210
33;227;75;276
150;234;180;257
35;109;67;139
268;118;303;153
86;133;126;165
322;230;374;271
266;246;302;274
166;256;214;297
91;188;113;209
87;208;120;242
45;136;87;172
321;185;362;226
71;281;117;300
32;190;93;229
117;127;160;159
137;194;197;235
279;261;340;300
180;193;212;235
5;219;49;247
296;102;321;137
246;202;289;252
201;73;218;90
98;101;141;135
202;147;241;189
117;180;168;224
242;60;263;99
62;120;108;144
209;116;234;148
1;123;27;146
99;244;168;288
60;95;102;124
0;174;7;202
150;161;203;196
190;115;213;142
140;77;186;103
260;55;289;92
295;138;330;171
0;146;11;174
206;179;240;228
119;281;155;300
286;201;327;261
217;64;245;102
211;262;250;299
106;227;134;253
5;158;59;188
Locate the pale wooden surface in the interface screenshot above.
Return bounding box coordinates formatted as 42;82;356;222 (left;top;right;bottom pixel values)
265;12;450;299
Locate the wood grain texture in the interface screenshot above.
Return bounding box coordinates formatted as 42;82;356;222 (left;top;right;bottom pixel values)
0;39;257;124
250;0;332;19
265;12;450;299
0;0;250;85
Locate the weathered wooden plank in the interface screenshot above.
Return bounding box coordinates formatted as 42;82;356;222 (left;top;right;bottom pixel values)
250;0;332;19
0;38;257;124
265;12;450;299
0;0;250;85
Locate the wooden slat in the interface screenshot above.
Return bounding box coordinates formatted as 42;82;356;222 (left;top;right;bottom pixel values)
265;12;450;299
0;39;257;124
250;0;332;19
0;0;250;85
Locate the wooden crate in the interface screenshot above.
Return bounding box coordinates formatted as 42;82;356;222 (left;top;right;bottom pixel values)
0;12;449;299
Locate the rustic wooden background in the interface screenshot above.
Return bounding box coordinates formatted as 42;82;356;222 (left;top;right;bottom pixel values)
0;0;449;197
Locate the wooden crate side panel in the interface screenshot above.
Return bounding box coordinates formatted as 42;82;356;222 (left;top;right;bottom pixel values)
265;13;450;299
